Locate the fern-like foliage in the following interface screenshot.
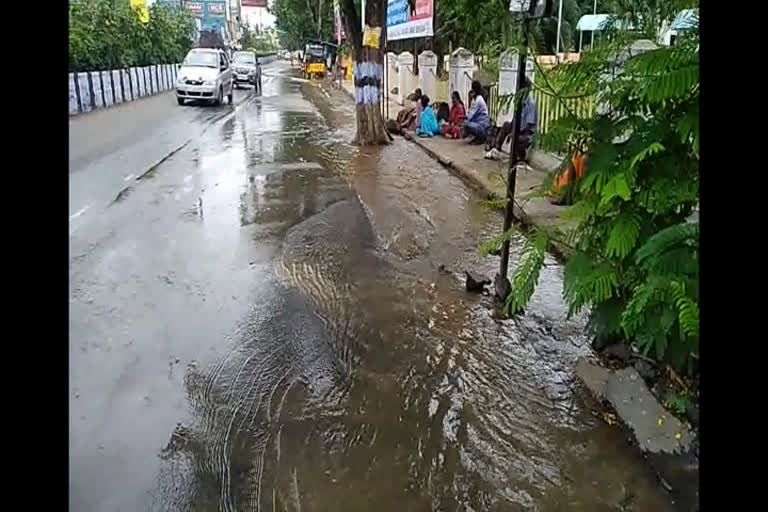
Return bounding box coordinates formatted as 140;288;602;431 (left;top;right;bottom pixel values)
504;229;549;315
479;226;518;257
636;222;698;267
479;19;699;375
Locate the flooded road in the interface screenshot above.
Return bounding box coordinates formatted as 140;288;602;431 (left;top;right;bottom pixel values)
69;62;672;511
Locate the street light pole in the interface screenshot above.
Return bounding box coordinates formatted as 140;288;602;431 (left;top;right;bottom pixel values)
555;0;563;56
495;16;530;301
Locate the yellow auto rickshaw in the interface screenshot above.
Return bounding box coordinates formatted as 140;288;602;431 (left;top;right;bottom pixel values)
303;42;326;79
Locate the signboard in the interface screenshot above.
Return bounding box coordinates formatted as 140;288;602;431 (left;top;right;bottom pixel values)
185;1;204;17
206;1;226;17
242;0;268;6
509;0;553;18
509;0;531;12
387;0;433;41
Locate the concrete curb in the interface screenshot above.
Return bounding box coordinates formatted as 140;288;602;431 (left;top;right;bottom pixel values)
576;360;700;511
335;80;574;257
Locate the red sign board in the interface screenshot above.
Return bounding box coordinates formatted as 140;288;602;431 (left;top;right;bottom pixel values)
207;1;225;16
185;1;204;16
242;0;268;7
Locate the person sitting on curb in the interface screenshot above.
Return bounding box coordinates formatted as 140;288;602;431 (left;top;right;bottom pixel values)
441;91;466;139
484;77;538;161
390;88;423;135
416;95;440;137
461;81;490;144
435;101;451;124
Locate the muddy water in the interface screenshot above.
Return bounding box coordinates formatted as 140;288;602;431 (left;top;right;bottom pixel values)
150;68;672;511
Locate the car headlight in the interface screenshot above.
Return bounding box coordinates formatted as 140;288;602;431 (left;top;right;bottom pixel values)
204;80;215;86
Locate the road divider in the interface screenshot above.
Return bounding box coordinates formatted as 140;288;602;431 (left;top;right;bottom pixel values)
69;55;277;116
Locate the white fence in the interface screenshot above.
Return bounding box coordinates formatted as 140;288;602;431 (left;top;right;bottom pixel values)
69;63;182;115
68;54;277;116
384;48;533;123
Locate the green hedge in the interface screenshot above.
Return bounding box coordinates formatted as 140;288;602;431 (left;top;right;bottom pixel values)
69;0;197;72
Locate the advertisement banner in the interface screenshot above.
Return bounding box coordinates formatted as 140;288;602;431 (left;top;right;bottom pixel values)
185;1;204;17
387;0;433;41
202;0;226;31
206;1;226;17
242;0;268;6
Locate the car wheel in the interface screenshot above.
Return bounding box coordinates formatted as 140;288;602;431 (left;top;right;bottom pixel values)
214;86;222;106
177;97;185;106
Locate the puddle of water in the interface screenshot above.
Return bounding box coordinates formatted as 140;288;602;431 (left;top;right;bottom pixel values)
98;66;673;512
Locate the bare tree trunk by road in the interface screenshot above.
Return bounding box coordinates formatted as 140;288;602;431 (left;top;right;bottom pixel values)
339;0;391;145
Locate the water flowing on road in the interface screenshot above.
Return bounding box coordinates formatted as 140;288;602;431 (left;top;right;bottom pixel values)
69;62;672;511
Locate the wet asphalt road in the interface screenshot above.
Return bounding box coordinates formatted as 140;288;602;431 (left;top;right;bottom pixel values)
69;62;674;511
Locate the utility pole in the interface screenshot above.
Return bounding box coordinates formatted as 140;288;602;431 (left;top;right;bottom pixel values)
555;0;563;56
495;4;533;301
591;0;597;47
318;0;323;36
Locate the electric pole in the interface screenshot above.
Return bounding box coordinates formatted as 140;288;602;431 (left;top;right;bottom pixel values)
495;3;535;301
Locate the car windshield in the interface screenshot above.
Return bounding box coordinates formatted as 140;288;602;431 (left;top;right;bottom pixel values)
233;53;256;65
183;51;218;68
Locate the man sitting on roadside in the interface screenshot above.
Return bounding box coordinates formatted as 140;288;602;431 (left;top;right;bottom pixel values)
461;81;490;144
484;77;538;161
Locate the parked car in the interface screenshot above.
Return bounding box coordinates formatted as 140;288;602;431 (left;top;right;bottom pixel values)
232;51;262;94
175;48;233;106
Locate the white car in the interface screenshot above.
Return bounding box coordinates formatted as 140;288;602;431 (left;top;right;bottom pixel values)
176;48;234;106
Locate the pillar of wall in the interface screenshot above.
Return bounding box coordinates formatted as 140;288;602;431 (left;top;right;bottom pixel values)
418;51;438;103
387;52;398;102
497;50;535;124
449;47;474;104
397;51;414;106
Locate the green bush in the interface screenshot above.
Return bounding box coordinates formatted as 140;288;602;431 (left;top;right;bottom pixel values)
69;0;196;72
483;28;699;375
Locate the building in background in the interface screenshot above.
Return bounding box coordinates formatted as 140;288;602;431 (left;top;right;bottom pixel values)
184;0;236;47
229;0;243;48
242;0;269;32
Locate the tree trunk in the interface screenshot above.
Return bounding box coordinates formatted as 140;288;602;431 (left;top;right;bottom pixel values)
340;0;391;145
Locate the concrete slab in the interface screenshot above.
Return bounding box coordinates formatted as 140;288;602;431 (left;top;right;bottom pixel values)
575;359;610;401
576;360;699;511
607;366;693;455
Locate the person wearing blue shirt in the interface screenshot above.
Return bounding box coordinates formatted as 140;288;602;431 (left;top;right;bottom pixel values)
415;95;440;137
462;80;490;144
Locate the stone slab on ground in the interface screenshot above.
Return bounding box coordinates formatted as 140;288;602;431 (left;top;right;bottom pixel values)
576;359;699;511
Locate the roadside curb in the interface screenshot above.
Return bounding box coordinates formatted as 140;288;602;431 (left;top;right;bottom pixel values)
576;360;700;511
335;82;574;252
